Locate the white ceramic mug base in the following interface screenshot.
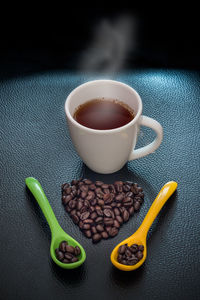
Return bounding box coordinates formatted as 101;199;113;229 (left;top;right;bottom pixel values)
65;80;163;174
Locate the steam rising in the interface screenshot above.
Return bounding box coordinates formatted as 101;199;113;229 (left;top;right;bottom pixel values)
79;15;136;72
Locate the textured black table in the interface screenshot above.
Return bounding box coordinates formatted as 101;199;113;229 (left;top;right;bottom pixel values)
0;69;200;300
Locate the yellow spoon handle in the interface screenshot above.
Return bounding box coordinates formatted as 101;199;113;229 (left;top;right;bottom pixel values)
136;181;178;237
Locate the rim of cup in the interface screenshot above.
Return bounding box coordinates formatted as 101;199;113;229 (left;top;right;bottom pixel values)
65;79;143;134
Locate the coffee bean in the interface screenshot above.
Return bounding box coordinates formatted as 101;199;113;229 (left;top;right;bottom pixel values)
71;257;79;263
109;227;118;237
126;191;133;197
89;184;96;190
80;206;88;213
97;199;104;206
129;207;134;215
97;192;104;199
114;181;123;186
62;195;73;205
122;210;129;222
62;258;70;263
71;180;78;186
127;258;138;265
115;194;124;202
79;221;84;229
95;181;104;186
103;208;113;218
71;190;77;197
83;219;93;224
138;245;144;252
59;241;67;252
70;209;76;216
65;206;71;213
103;189;110;194
86;194;94;201
92;233;102;243
138;192;144;198
95;217;103;224
81;191;87;198
56;250;64;261
80;211;90;220
68;200;76;209
82;223;91;230
84;230;92;238
65;245;75;254
77;200;83;211
136;251;143;260
62;183;70;189
96;224;104;232
74;246;81;256
90;212;98;219
101;184;108;189
103;205;112;209
95;205;101;210
104;218;114;226
105;226;111;233
109;184;116;193
89;206;95;213
118;244;126;254
72;214;79;224
103;193;111;201
84;200;90;207
96;209;103;216
124;200;133;207
114;208;120;216
122;259;127;265
91;226;97;234
117;254;123;263
84;179;92;185
65;253;74;260
116;215;123;224
134;201;141;211
123;196;132;203
125;248;132;257
104;197;113;205
65;187;72;194
130;244;138;253
101;231;109;239
116;185;123;193
123;184;131;192
119;207;125;214
113;219;120;228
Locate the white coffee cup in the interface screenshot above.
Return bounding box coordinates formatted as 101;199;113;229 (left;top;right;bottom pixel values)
65;80;163;174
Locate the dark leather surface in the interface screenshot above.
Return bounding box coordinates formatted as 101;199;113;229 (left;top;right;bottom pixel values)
0;69;200;300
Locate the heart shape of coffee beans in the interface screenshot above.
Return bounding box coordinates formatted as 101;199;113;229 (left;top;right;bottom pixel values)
62;179;144;243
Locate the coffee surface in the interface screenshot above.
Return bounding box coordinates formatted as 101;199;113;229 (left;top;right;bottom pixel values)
73;98;134;130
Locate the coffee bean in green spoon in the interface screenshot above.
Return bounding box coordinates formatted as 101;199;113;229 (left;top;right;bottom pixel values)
25;177;86;269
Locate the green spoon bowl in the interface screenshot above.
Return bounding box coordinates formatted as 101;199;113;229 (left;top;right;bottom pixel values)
26;177;86;269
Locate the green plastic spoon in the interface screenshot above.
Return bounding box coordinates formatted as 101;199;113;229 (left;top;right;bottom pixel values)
25;177;86;269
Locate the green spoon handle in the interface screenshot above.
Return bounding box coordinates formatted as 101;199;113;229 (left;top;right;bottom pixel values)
26;177;61;235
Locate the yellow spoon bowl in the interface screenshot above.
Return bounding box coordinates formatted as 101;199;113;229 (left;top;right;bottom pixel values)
111;181;178;271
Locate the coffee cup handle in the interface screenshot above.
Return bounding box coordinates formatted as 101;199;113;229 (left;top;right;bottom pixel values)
128;116;163;161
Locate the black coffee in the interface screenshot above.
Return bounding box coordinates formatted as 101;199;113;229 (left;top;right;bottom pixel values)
73;98;135;130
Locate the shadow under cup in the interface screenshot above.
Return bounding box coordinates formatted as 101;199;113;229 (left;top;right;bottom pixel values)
64;80;143;174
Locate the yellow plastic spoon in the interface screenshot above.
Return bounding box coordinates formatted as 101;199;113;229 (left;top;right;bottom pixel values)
111;181;177;271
